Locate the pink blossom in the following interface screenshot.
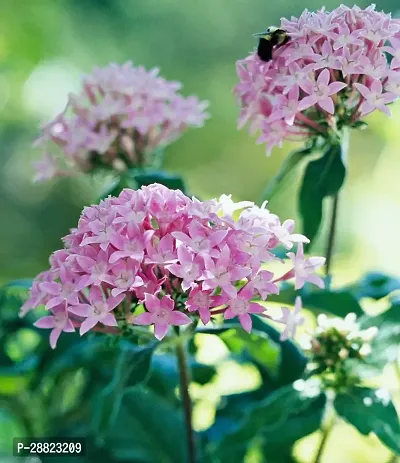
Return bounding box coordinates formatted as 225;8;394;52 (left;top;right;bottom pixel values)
133;294;192;340
185;287;217;325
32;62;209;181
21;184;325;345
275;296;305;341
110;260;143;297
249;270;279;300
201;245;250;298
166;246;204;291
354;80;397;116
145;235;178;265
172;220;227;257
287;243;325;290
68;286;124;335
223;285;265;333
34;304;75;348
235;5;400;153
299;69;347;114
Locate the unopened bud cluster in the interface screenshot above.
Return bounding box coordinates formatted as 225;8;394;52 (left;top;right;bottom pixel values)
302;313;377;389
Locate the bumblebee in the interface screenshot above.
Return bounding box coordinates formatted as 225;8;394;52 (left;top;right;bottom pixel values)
253;26;290;62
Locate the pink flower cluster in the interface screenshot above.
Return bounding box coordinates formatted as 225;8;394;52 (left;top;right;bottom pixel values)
33;62;209;181
21;184;325;347
235;5;400;153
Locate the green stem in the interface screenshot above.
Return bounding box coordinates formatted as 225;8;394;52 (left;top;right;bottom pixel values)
313;416;335;463
324;130;348;278
324;194;339;277
176;339;196;463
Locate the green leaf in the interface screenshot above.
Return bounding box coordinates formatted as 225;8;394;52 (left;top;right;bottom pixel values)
267;283;364;318
302;287;364;318
334;387;400;454
350;120;368;131
261;144;315;201
2;279;33;291
299;142;346;243
359;299;400;364
198;316;307;387
92;342;155;437
147;353;216;404
350;271;400;301
211;384;326;462
135;170;187;192
102;385;187;463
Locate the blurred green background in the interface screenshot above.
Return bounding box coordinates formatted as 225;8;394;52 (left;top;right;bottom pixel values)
1;0;400;461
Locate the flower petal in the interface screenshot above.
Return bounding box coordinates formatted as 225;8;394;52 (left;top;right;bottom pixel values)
239;313;252;333
101;313;118;327
154;323;169;340
68;304;91;317
80;317;99;335
144;293;160;312
34;316;55;329
170;311;192;326
49;328;62;349
133;312;154;325
318;97;334;114
328;81;347;95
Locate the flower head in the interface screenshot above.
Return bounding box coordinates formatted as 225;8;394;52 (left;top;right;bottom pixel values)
22;184;325;346
33;62;209;180
235;5;400;154
301;312;378;389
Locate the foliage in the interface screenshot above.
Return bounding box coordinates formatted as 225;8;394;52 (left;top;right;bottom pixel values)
1;267;399;461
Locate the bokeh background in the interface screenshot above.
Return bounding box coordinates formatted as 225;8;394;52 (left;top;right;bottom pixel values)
1;0;400;462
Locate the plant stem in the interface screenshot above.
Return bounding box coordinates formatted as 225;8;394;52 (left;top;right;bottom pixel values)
313;417;335;463
324;193;339;277
176;339;196;463
324;129;348;277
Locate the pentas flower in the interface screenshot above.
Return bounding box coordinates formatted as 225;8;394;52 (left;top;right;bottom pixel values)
33;62;209;181
235;4;400;154
21;183;325;347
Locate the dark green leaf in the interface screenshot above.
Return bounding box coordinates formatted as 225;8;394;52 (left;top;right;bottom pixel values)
102;385;187;463
359;299;400;364
198;316;307;387
302;288;364;318
299;142;346;243
268;284;364;318
334;387;400;454
211;384;326;462
350;271;400;301
0;355;38;376
261;144;315;201
2;279;33;291
135;170;187;192
147;353;216;404
92;342;155;436
350;120;368;131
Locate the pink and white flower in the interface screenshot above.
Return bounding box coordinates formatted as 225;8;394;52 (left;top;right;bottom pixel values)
235;5;400;154
22;184;325;346
32;62;209;180
133;294;192;340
